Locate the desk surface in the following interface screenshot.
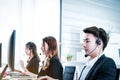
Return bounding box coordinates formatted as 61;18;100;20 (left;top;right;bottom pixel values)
2;75;37;80
1;71;37;80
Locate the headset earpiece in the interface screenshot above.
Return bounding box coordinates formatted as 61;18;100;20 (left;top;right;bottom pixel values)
96;28;101;45
96;38;101;45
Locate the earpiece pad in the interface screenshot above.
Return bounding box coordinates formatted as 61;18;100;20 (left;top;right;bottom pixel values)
96;38;101;45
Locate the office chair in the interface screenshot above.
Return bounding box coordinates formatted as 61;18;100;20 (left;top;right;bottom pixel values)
63;66;76;80
116;69;120;80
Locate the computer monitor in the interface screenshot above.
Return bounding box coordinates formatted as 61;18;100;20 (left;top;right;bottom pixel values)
8;30;16;71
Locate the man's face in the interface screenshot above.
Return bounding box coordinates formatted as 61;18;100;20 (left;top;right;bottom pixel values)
83;33;97;56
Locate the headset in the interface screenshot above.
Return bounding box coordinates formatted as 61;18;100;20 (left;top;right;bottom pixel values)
96;37;101;45
85;28;101;57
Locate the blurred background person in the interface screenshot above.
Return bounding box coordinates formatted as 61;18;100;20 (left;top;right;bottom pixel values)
15;42;40;76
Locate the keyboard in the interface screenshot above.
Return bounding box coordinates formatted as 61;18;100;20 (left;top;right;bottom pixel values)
4;72;37;80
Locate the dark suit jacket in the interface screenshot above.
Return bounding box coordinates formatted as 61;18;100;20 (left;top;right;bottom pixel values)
26;56;40;74
38;56;63;80
85;54;117;80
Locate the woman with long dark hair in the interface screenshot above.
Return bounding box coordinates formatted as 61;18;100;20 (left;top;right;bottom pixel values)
38;36;63;80
15;42;40;76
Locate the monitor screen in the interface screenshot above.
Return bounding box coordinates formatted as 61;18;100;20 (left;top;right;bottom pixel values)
8;30;16;71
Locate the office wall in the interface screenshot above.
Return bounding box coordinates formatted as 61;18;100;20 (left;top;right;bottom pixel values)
0;0;21;66
61;0;120;63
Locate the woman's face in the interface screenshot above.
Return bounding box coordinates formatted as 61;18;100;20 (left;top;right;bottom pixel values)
41;42;49;55
25;47;31;56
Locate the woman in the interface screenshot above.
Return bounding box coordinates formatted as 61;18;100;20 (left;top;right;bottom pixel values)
38;36;63;80
15;42;40;76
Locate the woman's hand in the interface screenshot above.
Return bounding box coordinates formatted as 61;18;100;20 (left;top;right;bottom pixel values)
19;60;25;69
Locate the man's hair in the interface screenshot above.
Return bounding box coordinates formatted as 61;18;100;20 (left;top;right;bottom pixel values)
83;26;108;51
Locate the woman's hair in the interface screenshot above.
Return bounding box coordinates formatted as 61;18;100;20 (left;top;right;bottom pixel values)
42;36;59;70
26;42;40;62
83;26;108;51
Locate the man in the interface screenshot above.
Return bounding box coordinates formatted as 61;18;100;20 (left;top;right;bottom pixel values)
79;26;117;80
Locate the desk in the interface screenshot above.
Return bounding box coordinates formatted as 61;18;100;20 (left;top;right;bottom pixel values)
2;75;37;80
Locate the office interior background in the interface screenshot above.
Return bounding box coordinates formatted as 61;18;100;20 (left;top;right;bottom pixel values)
0;0;120;72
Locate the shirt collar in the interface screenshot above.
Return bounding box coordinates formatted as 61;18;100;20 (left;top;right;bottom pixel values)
85;53;104;66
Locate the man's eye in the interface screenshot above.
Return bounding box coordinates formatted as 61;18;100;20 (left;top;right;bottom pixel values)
86;41;90;43
83;39;90;43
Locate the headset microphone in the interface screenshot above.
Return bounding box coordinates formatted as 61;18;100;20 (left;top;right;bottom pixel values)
84;45;98;57
85;54;89;57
